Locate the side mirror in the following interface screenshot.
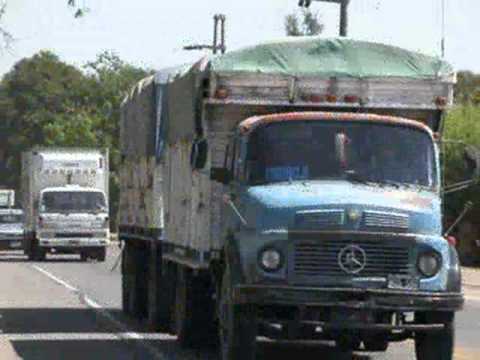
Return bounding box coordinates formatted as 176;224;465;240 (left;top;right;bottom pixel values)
210;167;232;184
464;145;480;179
190;139;208;170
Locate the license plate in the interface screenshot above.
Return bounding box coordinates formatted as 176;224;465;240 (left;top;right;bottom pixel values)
388;275;419;290
9;241;22;248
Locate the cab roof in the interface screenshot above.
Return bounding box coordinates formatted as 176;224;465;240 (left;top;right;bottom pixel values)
238;112;433;136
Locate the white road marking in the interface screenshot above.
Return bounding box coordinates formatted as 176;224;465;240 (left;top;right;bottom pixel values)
29;265;168;359
32;265;78;292
2;333;171;341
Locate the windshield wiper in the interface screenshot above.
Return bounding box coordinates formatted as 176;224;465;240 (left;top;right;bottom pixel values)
344;170;375;186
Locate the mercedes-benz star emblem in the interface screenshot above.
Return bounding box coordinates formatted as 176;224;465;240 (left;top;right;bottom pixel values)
338;245;367;274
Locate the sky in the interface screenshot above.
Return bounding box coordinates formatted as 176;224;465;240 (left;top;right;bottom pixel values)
0;0;477;76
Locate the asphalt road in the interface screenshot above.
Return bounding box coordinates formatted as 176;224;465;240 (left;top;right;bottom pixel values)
0;246;479;360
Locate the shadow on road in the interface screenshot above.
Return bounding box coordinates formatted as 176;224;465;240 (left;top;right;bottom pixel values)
0;307;387;360
0;252;85;263
0;307;170;360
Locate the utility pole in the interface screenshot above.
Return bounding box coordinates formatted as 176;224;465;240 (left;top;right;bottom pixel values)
184;14;226;54
441;0;446;58
299;0;351;37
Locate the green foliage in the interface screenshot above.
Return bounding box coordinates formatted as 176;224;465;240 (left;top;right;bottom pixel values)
0;50;150;226
455;71;480;105
443;105;480;218
285;9;324;36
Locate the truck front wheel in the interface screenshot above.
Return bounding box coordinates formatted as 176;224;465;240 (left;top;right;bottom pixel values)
95;247;106;262
415;312;454;360
218;265;257;360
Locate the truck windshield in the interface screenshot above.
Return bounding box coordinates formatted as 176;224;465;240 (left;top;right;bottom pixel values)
41;191;106;213
0;214;23;223
246;120;437;189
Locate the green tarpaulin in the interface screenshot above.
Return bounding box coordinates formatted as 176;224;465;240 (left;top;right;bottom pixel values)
211;37;453;79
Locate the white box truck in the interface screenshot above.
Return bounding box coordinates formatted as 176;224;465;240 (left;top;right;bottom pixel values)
22;147;110;261
0;189;24;250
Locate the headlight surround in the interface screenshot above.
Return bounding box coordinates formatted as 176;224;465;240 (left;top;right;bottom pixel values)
259;248;283;272
417;251;442;278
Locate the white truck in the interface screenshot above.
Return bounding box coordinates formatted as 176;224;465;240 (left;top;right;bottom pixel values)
22;148;110;261
0;189;24;250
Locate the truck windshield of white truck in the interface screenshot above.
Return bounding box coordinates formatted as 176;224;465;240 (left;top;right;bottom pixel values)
40;191;107;213
246;120;436;189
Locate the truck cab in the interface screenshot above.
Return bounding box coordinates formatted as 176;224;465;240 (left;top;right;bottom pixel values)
216;112;468;358
36;185;109;260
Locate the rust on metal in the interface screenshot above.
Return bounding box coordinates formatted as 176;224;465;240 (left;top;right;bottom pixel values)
238;112;433;136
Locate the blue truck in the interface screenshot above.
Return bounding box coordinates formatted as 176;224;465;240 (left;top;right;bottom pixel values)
118;38;479;359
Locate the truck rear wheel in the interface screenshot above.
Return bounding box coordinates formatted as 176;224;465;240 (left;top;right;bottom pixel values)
363;335;389;352
122;241;144;317
121;242;131;314
147;241;175;333
415;312;454;360
174;266;197;347
218;265;257;360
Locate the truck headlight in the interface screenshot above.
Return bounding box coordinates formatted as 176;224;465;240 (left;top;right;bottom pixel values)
259;248;282;272
417;252;442;278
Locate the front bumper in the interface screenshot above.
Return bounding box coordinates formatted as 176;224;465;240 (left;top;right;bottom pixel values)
0;237;23;250
39;238;109;248
233;285;464;312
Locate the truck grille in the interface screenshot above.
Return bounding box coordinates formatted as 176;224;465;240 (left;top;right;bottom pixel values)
362;211;409;231
295;210;344;229
293;238;411;278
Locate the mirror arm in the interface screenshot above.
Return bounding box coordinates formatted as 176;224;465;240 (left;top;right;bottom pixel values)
444;201;474;237
443;179;477;194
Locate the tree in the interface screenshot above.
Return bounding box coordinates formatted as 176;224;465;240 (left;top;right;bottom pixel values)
285;9;324;36
455;71;480;105
0;50;150;225
0;1;13;49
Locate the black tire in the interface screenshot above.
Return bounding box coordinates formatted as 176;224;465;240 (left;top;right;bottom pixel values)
80;252;89;262
95;247;106;262
336;337;361;352
174;266;214;348
147;243;174;333
415;312;454;360
32;245;46;261
218;265;257;360
121;242;131;314
174;267;197;348
27;238;45;261
363;335;389;352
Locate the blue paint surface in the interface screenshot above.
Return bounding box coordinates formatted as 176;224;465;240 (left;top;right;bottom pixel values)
241;180;441;235
231;180;455;291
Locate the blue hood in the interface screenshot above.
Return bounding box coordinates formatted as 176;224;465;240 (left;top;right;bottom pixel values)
242;181;441;235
